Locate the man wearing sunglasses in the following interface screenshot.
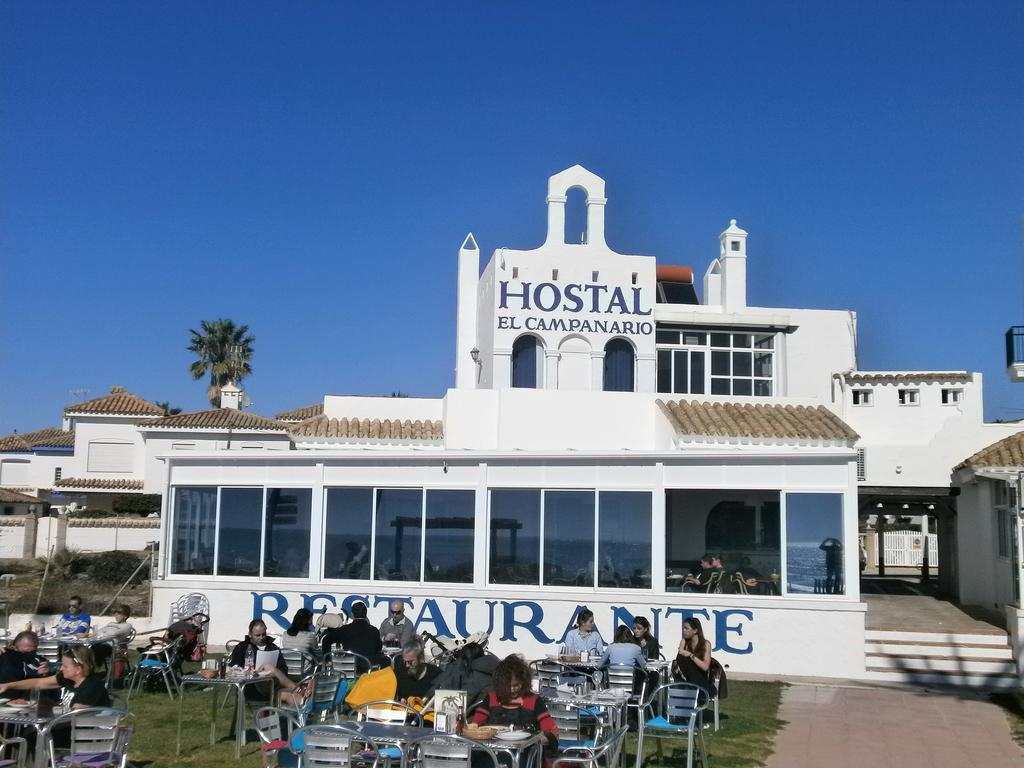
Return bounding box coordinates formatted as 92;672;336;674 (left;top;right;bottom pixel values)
56;596;91;638
379;600;415;649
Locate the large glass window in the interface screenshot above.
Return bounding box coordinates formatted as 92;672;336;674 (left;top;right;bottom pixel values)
665;489;781;595
171;487;216;575
598;491;652;589
657;329;773;396
603;339;635;392
543;491;595;587
512;334;543;388
424;489;475;583
324;488;373;580
785;493;845;595
263;488;311;578
489;489;541;585
374;489;422;581
217;488;263;577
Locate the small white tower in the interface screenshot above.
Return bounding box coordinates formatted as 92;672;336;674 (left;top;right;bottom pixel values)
219;382;242;410
454;233;480;389
719;219;748;312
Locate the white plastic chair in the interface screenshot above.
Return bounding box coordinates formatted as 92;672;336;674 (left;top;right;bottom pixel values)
43;707;134;768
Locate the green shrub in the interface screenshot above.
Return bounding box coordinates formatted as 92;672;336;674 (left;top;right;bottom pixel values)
111;495;161;517
33;548;88;581
86;551;145;585
67;508;117;519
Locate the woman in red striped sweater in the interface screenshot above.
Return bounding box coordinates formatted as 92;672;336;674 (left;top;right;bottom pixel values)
471;654;559;758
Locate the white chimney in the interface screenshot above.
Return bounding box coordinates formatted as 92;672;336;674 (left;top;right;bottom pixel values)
455;233;480;389
219;382;242;410
719;219;748;312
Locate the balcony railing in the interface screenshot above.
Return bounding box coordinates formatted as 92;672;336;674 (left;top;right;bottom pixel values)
1006;326;1024;382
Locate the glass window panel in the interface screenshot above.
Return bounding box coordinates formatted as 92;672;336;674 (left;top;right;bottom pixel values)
683;332;706;345
217;488;263;577
172;487;216;575
263;488;311;578
733;379;752;396
754;380;772;396
665;489;781;596
732;352;752;377
711;377;730;395
690;352;705;394
490;489;541;585
710;333;731;348
544;491;595;587
424;489;475;583
711;350;730;376
657;350;672;394
598;492;652;589
754;334;775;349
673;351;688;394
324;488;373;580
374;489;423;581
655;329;680;344
512;335;539;388
754;352;773;378
785;493;845;595
733;334;751;348
603;339;635;392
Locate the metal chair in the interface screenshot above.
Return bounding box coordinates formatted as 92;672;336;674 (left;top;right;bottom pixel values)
126;635;182;702
294;723;381;768
634;683;710;768
410;733;500;768
529;660;562;691
353;699;423;726
281;649;317;680
546;700;597;750
0;733;26;768
330;649;374;678
293;673;345;726
603;664;646;722
43;707;135;768
37;638;61;665
552;725;628;768
254;706;302;768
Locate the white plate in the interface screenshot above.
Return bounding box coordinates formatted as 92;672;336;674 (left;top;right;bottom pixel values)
0;698;10;705
7;702;33;709
494;731;532;742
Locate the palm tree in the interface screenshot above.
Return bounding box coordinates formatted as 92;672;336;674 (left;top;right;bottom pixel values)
187;319;255;406
155;401;182;416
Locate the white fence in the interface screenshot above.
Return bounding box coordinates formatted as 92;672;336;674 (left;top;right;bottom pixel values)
883;530;939;568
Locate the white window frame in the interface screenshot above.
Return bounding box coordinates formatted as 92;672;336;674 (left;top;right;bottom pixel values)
897;388;920;406
852;389;873;406
656;328;775;397
941;388;963;405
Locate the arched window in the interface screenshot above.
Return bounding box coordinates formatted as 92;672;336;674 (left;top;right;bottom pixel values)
603;338;635;392
565;186;588;244
512;335;543;388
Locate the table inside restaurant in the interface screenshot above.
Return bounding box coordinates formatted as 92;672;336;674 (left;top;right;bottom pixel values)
176;672;276;759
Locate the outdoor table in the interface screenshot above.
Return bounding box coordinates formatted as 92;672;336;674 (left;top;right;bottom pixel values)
175;672;276;759
0;700;58;768
303;722;426;768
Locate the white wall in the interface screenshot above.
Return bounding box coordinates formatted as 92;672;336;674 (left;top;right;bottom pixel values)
0;520;26;558
65;518;160;553
142;432;293;492
68;416;150;482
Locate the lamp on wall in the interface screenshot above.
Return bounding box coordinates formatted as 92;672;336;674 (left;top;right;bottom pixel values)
470;348;480;364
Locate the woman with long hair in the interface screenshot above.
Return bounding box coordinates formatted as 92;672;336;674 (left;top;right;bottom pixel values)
672;617;715;696
0;646;110;709
632;616;660;660
561;609;604;657
281;607;320;660
471;655;559;759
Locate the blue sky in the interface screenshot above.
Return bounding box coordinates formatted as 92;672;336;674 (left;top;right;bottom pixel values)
2;2;1022;434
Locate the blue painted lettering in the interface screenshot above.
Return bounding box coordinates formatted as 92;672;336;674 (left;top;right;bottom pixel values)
502;601;554;644
302;593;337;614
607;287;629;314
563;284;584;312
341;595;371;614
585;284;607;312
713;609;753;654
453;600;472;638
252;592;290;630
664;607;711;634
631;287;652;316
499;281;531;310
415;599;453;638
559;605;592;643
533;283;561;312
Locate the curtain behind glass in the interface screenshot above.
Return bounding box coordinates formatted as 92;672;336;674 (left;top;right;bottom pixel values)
603;339;635;392
512;335;538;388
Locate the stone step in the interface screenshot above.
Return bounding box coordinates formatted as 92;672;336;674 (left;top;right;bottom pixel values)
864;641;1014;660
865;653;1018;674
863;668;1021;689
864;629;1009;646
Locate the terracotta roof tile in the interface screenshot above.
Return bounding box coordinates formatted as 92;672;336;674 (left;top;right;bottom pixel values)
0;488;44;504
0;427;73;453
137;409;287;432
290;415;444;442
53;478;144;491
658;399;858;442
957;431;1024;470
65;387;164;416
274;403;324;422
842;371;971;383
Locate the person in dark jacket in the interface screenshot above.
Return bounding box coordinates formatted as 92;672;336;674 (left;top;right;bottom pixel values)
229;620;292;702
320;601;383;670
394;640;440;702
0;631;49;684
429;642;499;705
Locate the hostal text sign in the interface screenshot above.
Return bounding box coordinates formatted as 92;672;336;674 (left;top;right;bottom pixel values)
498;281;653;336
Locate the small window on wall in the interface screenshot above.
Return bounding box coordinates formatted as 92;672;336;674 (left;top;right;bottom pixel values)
511;335;543;388
941;388;963;405
785;493;845;595
54;467;62;483
603;339;635;392
997;508;1010;558
852;389;872;406
898;389;919;406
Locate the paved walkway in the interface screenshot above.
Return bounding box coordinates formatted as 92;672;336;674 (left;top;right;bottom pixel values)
763;685;1023;768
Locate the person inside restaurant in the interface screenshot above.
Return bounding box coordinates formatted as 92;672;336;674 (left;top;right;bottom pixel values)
379;600;415;650
393;640;440;703
684;554;724;593
320;601;382;670
0;646;110;710
471;655;558;759
56;596;91;637
561;609;604;657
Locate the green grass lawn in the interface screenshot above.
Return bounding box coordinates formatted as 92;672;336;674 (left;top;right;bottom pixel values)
125;676;784;767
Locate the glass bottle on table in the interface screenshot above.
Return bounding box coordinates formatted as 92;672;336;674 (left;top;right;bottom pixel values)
245;646;255;676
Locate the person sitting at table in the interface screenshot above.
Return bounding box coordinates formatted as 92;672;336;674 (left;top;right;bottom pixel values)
320;601;382;670
632;616;661;660
561;609;604;657
280;608;321;661
56;596;91;637
92;604;135;677
230;620;293;702
672;617;715;698
0;631;50;684
598;625;646;670
684;554;723;593
471;654;558;762
394;640;440;704
0;646;110;710
379;600;415;649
